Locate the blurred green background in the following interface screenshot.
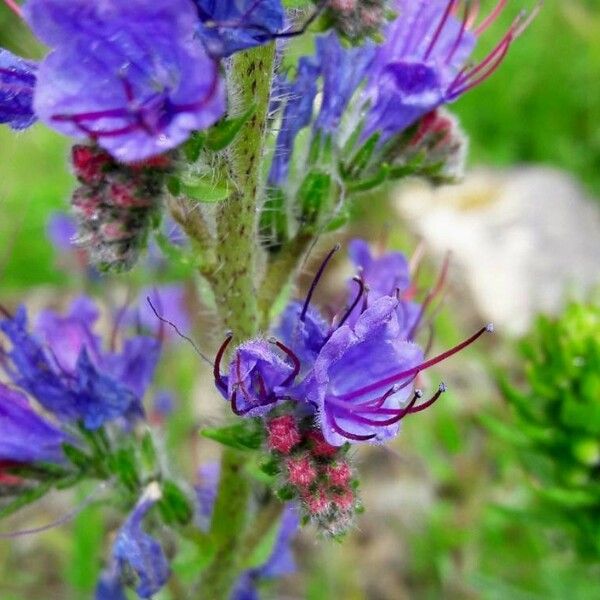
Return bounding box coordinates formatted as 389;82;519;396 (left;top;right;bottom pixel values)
0;2;599;599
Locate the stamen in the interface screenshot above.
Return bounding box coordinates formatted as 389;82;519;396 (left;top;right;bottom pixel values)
465;0;481;29
336;276;365;329
213;333;232;392
269;338;301;386
424;0;459;60
146;296;212;366
329;410;377;442
474;0;508;36
338;324;493;402
446;1;470;64
407;252;451;340
300;244;340;322
2;0;23;18
449;5;540;98
407;382;447;414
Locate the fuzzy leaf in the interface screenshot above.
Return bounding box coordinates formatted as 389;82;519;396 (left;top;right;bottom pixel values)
201;419;264;451
205;106;255;152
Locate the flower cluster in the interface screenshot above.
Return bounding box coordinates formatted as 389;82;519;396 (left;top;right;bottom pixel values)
269;0;537;195
0;295;159;494
266;414;361;536
217;240;491;446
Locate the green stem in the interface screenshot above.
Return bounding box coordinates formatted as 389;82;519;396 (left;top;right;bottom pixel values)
201;448;251;599
199;43;276;599
207;43;275;340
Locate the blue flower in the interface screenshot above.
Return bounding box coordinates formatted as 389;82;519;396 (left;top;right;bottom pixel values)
0;383;68;465
215;338;300;417
313;33;375;135
344;238;421;333
362;0;537;140
298;296;426;446
268;57;319;186
0;48;37;130
14;0;225;162
0;297;160;429
275;300;329;366
195;0;285;58
96;482;169;599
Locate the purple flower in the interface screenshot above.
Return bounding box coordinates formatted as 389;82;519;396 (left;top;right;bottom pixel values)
0;48;37;130
0;383;67;464
0;297;159;429
276;300;329;366
195;0;285;58
215;337;300;417
345;238;421;334
313;33;375;135
299;297;426;446
22;0;226;162
96;482;169;599
362;0;536;140
268;57;319;186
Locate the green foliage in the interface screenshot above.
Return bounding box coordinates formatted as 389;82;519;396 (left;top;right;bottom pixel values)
498;301;600;558
201;419;265;451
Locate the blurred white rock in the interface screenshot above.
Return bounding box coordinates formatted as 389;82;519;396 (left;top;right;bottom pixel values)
394;166;600;335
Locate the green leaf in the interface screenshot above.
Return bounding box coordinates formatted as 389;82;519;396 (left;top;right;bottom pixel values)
201;419;265;451
180;178;230;203
157;480;194;526
182;132;206;162
276;484;296;501
344;132;380;178
205;106;255;152
297;169;332;227
347;164;390;194
0;480;54;519
62;443;92;471
108;447;140;492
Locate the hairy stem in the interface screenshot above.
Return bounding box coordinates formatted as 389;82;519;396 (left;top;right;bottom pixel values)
201;448;251;599
207;43;276;340
199;43;276;599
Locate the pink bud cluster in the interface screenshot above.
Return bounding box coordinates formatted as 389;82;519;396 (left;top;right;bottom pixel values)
328;0;387;41
404;108;468;181
70;144;173;272
266;414;361;537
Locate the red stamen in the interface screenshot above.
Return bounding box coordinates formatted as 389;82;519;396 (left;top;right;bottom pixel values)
329;410;376;442
270;339;301;386
424;0;459;60
407;383;447;414
337;324;493;402
474;0;508;36
3;0;22;18
407;252;451;340
446;1;470;64
213;333;232;392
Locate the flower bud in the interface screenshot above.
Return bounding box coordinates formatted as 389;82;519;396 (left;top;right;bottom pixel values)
267;415;302;454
